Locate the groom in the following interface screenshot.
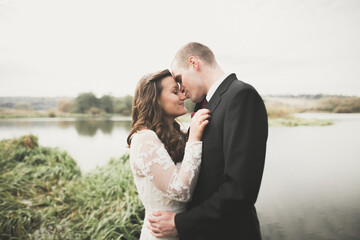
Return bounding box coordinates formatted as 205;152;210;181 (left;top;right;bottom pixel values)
148;42;268;239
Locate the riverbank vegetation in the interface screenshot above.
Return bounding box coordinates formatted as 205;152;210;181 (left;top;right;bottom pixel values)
1;94;360;126
0;135;143;239
264;100;333;126
0;93;133;118
264;94;360;113
263;95;360;126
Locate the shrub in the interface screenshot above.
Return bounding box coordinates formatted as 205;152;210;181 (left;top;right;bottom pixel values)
57;99;74;113
264;102;294;118
0;135;143;239
87;107;104;116
47;110;56;118
314;97;360;113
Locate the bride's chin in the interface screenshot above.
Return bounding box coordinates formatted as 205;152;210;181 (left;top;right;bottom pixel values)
175;111;187;118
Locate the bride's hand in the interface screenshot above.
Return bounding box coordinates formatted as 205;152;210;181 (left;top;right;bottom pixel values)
188;109;211;142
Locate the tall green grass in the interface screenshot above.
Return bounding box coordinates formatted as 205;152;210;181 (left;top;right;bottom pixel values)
0;135;143;239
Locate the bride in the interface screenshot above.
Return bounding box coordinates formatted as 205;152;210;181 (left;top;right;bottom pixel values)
127;69;210;240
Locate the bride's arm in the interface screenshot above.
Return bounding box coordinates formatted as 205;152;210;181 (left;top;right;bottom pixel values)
130;130;202;202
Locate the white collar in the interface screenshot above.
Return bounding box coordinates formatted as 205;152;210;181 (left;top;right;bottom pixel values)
206;73;231;102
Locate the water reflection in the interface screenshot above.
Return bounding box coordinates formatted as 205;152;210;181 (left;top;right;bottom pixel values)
0;118;132;136
257;113;360;240
57;120;73;129
73;119;113;136
72;119;132;136
0;117;132;173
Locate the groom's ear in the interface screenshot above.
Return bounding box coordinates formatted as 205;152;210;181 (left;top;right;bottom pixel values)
189;56;199;71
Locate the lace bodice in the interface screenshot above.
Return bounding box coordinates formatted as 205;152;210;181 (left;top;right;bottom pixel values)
129;129;202;240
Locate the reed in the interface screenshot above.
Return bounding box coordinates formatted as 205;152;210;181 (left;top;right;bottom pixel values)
268;117;333;127
312;97;360;113
0;135;143;239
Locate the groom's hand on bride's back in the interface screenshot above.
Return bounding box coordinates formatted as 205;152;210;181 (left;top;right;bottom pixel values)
148;211;178;238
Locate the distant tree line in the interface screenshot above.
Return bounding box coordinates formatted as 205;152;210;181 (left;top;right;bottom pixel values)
0;97;60;110
264;94;358;99
264;95;360;114
313;97;360;113
0;94;133;116
3;94;359;115
58;93;133;115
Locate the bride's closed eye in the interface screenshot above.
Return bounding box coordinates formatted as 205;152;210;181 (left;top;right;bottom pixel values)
173;84;181;95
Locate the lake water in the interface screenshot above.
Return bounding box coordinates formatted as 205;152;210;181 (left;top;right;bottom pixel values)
1;113;359;239
0;117;132;172
257;113;360;240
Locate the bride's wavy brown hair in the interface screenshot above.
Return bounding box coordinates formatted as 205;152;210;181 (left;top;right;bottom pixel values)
127;69;187;164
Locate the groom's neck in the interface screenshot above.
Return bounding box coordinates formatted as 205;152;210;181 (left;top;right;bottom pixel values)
203;65;225;95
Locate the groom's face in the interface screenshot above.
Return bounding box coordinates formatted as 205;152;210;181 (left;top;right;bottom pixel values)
172;65;203;104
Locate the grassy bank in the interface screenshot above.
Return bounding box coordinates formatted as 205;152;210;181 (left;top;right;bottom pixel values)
312;96;360;113
265;104;333;126
268;117;332;127
264;95;360;113
0;135;143;239
264;99;334;126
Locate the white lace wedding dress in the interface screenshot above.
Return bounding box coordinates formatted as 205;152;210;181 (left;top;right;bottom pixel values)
129;129;202;240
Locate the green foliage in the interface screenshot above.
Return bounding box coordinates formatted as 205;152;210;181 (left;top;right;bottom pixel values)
0;135;143;239
114;95;133;116
73;93;123;114
73;92;99;113
100;95;115;113
87;107;105;116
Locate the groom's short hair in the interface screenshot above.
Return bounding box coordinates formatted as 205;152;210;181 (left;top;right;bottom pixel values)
173;42;216;69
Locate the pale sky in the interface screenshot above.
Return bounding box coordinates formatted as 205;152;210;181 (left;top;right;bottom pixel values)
0;0;359;97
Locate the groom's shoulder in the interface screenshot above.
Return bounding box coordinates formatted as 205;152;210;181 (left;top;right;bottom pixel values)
223;77;264;106
228;77;258;95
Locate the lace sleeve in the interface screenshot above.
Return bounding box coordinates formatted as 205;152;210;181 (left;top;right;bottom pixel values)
130;130;202;202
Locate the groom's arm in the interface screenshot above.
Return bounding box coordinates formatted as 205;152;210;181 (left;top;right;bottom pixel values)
175;86;268;239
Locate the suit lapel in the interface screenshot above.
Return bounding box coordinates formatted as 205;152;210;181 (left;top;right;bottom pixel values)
206;73;237;114
193;99;204;113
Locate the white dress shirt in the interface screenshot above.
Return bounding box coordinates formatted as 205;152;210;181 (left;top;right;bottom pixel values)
206;73;231;102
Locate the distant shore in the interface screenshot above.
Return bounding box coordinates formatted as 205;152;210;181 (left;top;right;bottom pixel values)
2;94;360;127
0;108;129;119
0;107;335;127
263;95;360;126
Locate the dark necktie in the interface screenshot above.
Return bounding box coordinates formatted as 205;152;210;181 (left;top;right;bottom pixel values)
191;98;208;118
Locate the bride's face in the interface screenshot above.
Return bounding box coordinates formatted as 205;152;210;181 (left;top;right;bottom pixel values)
158;76;187;119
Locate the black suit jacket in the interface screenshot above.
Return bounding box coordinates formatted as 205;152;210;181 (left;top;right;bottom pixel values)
175;74;268;240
